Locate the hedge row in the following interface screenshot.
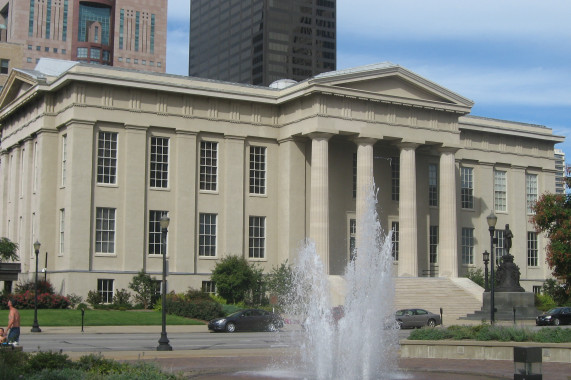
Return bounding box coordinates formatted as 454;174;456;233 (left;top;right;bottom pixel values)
165;295;223;321
0;291;70;309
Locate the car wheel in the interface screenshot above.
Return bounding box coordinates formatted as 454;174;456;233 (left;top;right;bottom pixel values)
553;318;560;326
225;322;236;333
427;319;436;327
395;321;401;330
267;323;278;332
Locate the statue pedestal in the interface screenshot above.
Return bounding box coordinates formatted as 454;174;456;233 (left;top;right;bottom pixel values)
463;292;540;321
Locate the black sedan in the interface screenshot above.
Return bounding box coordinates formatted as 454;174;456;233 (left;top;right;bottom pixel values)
395;308;441;329
536;307;571;326
208;309;284;333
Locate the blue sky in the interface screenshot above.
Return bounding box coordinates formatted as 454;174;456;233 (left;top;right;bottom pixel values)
166;0;570;163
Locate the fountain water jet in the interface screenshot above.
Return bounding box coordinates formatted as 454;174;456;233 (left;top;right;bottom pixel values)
284;182;400;379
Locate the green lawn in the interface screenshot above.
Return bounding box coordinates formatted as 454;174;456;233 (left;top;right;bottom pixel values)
0;309;205;327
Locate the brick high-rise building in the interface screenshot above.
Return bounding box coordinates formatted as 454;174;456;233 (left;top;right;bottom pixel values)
0;0;166;86
189;0;336;86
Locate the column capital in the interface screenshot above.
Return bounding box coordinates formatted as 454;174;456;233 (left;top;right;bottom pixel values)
308;132;334;141
397;141;421;150
438;146;460;154
352;137;377;146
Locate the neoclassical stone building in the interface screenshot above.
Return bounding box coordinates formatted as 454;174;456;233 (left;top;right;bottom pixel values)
0;59;563;300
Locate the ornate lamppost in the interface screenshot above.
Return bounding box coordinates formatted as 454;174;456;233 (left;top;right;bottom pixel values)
157;215;172;351
482;250;490;292
31;240;42;333
487;212;498;325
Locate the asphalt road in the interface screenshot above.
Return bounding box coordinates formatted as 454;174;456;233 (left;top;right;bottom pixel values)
19;328;414;353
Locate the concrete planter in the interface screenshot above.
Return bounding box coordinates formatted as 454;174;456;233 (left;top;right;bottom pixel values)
400;339;571;363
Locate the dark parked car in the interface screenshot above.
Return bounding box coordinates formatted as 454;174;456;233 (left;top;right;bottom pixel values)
536;307;571;326
395;308;441;329
208;309;284;333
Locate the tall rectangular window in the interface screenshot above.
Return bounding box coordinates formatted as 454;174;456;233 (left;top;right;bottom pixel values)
202;281;216;294
150;14;156;53
150;137;169;188
391;222;399;260
97;132;117;184
352;153;357;198
200;141;218;191
0;59;9;74
249;146;266;194
429;225;438;264
63;0;68;41
248;216;266;259
95;207;115;254
526;174;538;214
391;157;399;201
59;209;65;255
29;0;35;36
46;0;52;39
97;279;114;303
61;135;67;186
199;213;217;256
135;11;140;51
461;167;474;209
527;232;538;267
149;210;168;255
119;9;124;49
495;230;506;265
461;228;474;265
428;164;438;206
349;218;356;261
494;170;507;212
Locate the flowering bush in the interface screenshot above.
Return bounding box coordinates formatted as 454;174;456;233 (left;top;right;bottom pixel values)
0;291;70;309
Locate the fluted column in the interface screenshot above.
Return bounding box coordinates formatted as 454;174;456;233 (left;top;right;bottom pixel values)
398;143;419;277
309;133;332;273
354;138;376;244
438;147;459;277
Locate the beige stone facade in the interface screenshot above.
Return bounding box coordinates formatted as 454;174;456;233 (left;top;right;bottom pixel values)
0;60;563;300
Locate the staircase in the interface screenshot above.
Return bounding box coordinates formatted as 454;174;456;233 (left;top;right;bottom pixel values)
394;277;484;325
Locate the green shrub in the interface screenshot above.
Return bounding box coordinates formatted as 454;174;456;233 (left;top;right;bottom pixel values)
165;294;223;321
535;293;557;311
76;353;125;374
66;293;83;309
26;368;88;380
26;351;76;373
16;279;55;295
408;327;450;340
465;267;485;288
534;327;571;343
0;348;30;373
112;289;132;308
86;290;102;307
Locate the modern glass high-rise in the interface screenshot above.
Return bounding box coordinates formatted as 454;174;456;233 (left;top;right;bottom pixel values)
189;0;336;86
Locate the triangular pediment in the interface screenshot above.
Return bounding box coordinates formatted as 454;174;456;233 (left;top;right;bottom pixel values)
0;69;40;110
309;63;474;112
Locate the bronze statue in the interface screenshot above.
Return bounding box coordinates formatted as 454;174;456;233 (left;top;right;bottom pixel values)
504;224;513;254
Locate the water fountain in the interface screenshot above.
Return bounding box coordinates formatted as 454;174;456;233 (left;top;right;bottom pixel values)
280;183;401;379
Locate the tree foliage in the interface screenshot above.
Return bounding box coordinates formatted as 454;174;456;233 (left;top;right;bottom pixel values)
266;260;294;309
531;177;571;293
0;237;18;262
129;270;158;309
210;255;262;304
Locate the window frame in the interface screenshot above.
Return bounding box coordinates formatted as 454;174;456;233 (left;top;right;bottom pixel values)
199;213;217;257
97;131;118;185
97;279;114;304
428;164;438;207
391;221;399;261
95;207;116;254
150;136;170;189
494;169;507;212
526;173;538;215
429;225;438;264
461;167;474;209
200;141;218;192
148;210;168;255
391;157;399;201
59;209;65;256
248;216;266;259
461;227;474;265
527;231;538;267
249;146;267;195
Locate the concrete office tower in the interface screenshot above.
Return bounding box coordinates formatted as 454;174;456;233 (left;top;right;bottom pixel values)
0;0;166;81
189;0;336;85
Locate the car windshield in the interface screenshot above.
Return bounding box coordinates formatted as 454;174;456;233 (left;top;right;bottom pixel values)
546;308;562;315
227;310;245;318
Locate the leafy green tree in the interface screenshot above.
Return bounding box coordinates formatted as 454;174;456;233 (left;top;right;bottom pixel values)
0;237;18;262
211;256;262;304
129;270;158;309
465;267;485;288
532;177;571;295
266;260;294;309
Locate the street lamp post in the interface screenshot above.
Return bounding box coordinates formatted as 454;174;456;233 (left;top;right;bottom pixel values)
31;240;42;333
482;250;490;292
487;212;498;325
157;215;172;351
